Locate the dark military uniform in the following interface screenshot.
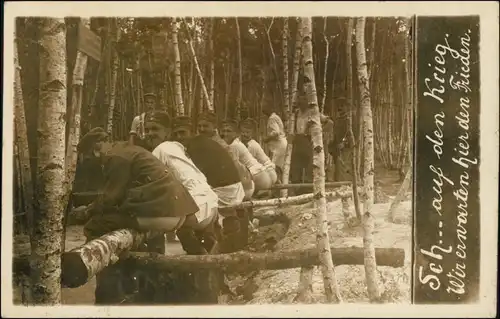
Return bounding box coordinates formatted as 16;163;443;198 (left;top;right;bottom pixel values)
78;133;199;304
290;109;314;196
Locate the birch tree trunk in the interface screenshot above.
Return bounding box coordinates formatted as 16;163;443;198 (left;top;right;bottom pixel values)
182;18;213;112
282;17;289;123
31;17;67;304
281;20;302;198
235;17;242;121
106;18;120;137
172;19;185;116
65;18;90;198
402;18;413;167
346;18;362;221
209;18;215;107
299;17;341;303
355;17;381;302
387;59;394;169
388;165;412;222
14;30;34;234
320;17;329;113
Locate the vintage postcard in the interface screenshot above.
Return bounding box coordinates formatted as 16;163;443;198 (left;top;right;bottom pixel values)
2;1;498;318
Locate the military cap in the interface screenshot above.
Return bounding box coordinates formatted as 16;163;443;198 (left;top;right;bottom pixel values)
77;127;108;153
144;92;157;98
239;118;258;130
144;110;171;128
173;116;192;129
219;118;239;129
198;112;218;125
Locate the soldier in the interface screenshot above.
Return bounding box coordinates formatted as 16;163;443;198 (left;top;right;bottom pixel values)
77;127;202;304
262;107;288;178
288;99;314;196
197;112;255;200
129;92;161;148
143;111;220;255
239;118;278;186
171;115;247;253
219;119;273;192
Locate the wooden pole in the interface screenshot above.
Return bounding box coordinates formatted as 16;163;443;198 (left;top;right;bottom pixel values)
55;246;405;288
61;229;151;288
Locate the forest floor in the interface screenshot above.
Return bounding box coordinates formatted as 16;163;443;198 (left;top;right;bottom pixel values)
13;166;411;305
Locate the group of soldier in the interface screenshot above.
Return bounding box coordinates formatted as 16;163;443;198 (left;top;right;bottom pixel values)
74;91;335;304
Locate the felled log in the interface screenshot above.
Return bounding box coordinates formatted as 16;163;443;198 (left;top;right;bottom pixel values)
126;247;405;273
231;189;353;209
61;228;150;288
268;181;351;190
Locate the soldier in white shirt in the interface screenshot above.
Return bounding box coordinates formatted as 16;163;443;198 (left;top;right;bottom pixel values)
239;118;278;185
143;111;219;254
219;119;273;192
197;113;255;200
129;93;161;148
262;108;288;175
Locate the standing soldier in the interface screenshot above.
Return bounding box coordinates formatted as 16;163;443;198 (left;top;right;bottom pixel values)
262;107;288;179
129;92;161;148
288;98;314;196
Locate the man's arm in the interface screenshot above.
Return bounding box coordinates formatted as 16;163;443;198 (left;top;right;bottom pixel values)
87;155;132;215
129;116;140;145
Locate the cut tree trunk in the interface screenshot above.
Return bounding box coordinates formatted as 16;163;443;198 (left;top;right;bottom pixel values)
172;19;185;116
270;181;351;190
61;229;151;288
355;17;381;302
14;30;34;234
346;17;362;221
231;189;352;209
57;246;405;288
300;17;341;303
31;17;67;305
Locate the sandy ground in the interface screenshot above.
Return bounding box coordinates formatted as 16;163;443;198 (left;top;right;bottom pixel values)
14;167;411;305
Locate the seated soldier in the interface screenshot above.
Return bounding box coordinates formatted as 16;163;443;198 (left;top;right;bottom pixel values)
197;112;255;200
143;111;219;254
77;127;202;305
219;119;273;192
239;118;278;186
171;115;247;253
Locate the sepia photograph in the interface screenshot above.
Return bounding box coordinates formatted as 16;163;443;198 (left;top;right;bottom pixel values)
2;1;498;318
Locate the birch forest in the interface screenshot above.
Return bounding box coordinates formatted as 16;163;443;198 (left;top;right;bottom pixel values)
13;16;413;305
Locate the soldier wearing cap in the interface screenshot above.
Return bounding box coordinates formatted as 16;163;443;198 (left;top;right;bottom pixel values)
262;107;288;176
239;118;278;186
77;126;201;304
172;115;250;253
129;92;161;147
197;112;255;201
219;118;273;192
143;111;221;256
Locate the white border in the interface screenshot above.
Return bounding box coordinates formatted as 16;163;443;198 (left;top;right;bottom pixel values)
2;1;498;318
